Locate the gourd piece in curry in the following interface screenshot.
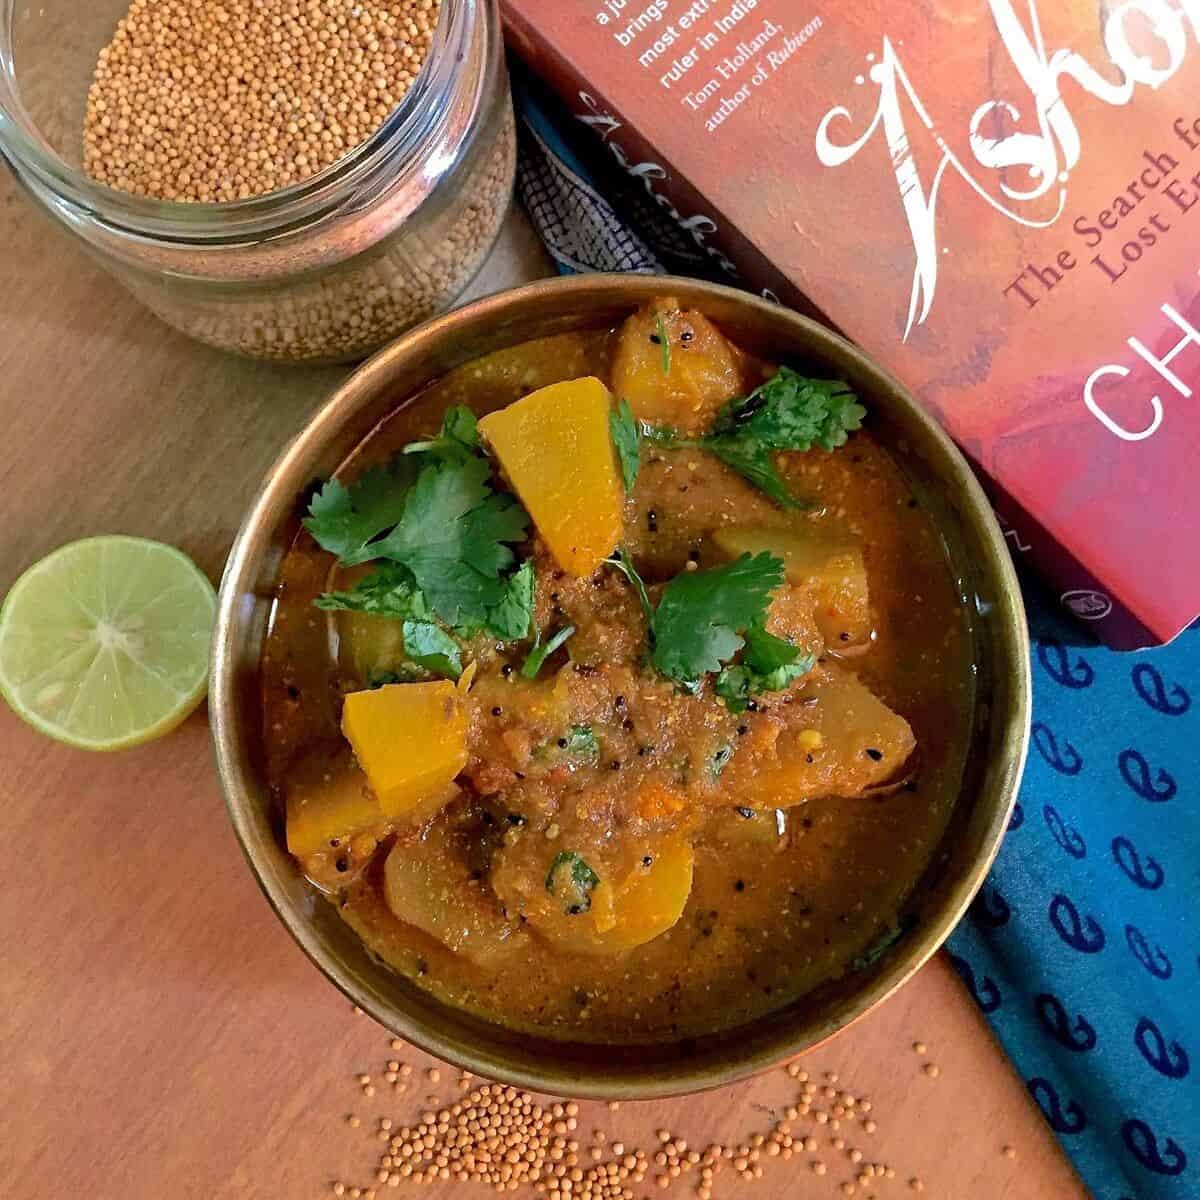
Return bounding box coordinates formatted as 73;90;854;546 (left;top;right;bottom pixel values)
261;297;976;1041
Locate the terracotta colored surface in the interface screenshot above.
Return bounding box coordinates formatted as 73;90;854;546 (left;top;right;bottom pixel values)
0;176;1085;1199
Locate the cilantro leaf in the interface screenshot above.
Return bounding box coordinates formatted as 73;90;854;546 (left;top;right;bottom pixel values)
402;405;480;463
701;435;800;510
654;312;672;374
651;553;785;684
313;562;429;619
610;400;642;492
522;625;575;680
715;625;816;712
366;669;421;688
364;454;490;565
457;493;530;579
564;725;599;758
303;459;417;562
401;620;463;680
545;851;601;915
605;550;654;630
306;407;533;641
488;561;535;642
713;368;866;453
358;455;530;629
744;624;807;674
312;565;462;679
635;369;865;509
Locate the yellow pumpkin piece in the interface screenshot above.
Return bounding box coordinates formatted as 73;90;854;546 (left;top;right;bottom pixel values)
285;750;384;859
324;565;407;685
612;297;744;436
713;526;873;647
493;840;695;957
383;822;527;968
477;377;623;577
598;841;694;954
341;682;468;819
337;610;406;684
722;664;916;809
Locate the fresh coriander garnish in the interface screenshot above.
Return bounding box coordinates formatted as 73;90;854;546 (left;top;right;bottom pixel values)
522;625;576;680
400;620;463;680
304;407;532;649
487;561;536;642
315;565;463;680
654;312;672;375
365;668;420;689
314;561;428;619
639;368;865;508
302;459;417;565
609;399;641;492
605;551;812;705
650;553;784;685
716;624;816;713
605;550;655;631
400;405;480;463
564;725;599;758
545;851;601;915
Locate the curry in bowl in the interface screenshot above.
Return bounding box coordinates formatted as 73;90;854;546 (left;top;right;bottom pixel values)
261;297;975;1042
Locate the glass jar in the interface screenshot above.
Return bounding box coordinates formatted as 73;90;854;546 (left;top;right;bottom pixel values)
0;0;515;364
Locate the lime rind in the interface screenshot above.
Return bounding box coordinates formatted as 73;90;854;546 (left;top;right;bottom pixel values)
0;536;216;751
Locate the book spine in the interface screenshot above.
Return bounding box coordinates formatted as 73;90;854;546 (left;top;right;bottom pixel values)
500;5;1180;652
501;4;830;327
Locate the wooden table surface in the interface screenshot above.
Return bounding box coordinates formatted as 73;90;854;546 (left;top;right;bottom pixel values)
0;176;1087;1200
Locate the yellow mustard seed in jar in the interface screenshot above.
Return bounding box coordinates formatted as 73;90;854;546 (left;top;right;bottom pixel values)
50;0;516;363
84;0;442;203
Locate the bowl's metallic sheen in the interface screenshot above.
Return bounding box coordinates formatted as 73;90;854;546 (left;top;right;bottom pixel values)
211;274;1030;1099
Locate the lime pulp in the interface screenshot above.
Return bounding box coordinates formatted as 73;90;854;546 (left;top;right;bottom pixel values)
0;536;216;751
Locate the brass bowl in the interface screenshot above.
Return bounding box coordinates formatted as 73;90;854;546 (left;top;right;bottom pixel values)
211;274;1030;1098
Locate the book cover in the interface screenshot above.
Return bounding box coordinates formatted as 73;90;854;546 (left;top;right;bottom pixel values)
502;0;1200;649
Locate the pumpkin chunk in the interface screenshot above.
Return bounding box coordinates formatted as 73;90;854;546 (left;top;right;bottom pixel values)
721;664;915;808
383;822;526;968
713;526;872;647
492;838;695;957
285;749;384;859
477;377;623;577
613;298;744;436
341;682;468;818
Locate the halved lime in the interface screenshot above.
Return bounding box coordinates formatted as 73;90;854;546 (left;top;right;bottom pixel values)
0;536;216;751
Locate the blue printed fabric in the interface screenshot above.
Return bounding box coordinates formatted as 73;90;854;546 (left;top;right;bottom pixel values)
510;62;1200;1200
950;583;1198;1200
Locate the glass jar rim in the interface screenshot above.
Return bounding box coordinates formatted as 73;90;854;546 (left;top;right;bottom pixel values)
0;0;472;241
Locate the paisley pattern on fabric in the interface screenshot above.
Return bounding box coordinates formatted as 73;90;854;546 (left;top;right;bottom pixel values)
949;587;1198;1200
509;77;1200;1200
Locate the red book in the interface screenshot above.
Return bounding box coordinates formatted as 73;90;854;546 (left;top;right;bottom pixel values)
502;0;1200;649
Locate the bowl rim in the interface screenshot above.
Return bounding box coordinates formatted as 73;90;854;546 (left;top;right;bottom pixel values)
211;273;1031;1098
